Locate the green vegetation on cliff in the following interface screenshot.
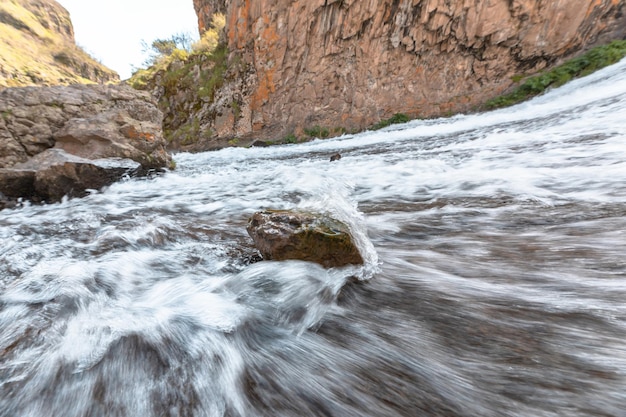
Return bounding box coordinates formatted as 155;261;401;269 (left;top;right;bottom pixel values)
129;13;226;92
0;0;118;88
129;12;626;151
370;113;411;130
485;40;626;110
128;13;234;147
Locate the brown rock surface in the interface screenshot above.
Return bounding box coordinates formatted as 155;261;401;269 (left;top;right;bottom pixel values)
54;108;167;171
0;168;36;203
0;83;171;208
29;149;140;202
0;83;170;170
180;0;625;146
0;149;140;206
247;210;364;268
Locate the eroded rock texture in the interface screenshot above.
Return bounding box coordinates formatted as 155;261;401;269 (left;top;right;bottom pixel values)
206;0;625;139
0;84;169;170
0;84;171;207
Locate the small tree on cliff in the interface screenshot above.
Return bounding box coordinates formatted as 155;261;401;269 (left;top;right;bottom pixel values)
140;32;194;67
137;13;225;69
129;13;227;90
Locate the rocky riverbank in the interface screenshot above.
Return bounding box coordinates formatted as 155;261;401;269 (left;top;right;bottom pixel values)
0;84;171;209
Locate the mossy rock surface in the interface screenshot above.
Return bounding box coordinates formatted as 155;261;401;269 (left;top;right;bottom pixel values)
246;210;364;268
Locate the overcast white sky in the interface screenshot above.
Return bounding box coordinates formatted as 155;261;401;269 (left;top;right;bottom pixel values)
56;0;199;79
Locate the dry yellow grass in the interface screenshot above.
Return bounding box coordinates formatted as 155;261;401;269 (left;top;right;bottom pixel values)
0;0;118;88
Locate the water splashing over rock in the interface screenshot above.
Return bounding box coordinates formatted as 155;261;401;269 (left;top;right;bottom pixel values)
246;210;364;268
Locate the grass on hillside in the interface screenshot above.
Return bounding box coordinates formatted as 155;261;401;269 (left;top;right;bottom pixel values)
0;0;116;88
0;0;57;41
485;40;626;110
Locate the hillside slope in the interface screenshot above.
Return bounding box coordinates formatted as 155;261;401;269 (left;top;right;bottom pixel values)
0;0;118;88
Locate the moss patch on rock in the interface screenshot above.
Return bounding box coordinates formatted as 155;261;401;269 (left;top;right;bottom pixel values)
247;210;364;268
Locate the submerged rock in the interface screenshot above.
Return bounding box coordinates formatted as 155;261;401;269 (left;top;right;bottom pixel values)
246;210;364;268
330;153;341;162
251;140;269;147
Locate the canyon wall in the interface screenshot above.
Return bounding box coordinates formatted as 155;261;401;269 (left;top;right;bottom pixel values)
220;0;625;138
156;0;625;150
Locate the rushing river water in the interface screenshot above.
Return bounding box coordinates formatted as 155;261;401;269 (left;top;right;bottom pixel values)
2;60;626;417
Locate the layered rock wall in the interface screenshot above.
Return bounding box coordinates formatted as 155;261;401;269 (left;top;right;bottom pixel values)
220;0;625;137
0;84;171;207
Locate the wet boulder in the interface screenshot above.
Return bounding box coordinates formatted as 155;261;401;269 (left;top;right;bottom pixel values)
246;210;364;268
10;149;139;203
0;169;37;209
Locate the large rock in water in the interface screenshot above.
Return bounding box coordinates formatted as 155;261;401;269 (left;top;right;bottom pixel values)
0;84;171;208
23;149;138;200
246;210;364;268
0;149;140;208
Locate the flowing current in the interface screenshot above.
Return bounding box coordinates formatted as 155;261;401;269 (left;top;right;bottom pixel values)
2;60;626;417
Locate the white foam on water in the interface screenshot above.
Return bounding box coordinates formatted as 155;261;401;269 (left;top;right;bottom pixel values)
1;58;626;417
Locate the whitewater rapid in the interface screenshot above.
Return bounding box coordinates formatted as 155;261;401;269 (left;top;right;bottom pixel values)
1;59;626;417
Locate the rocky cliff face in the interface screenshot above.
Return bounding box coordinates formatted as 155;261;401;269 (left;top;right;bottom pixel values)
0;0;119;88
0;84;168;169
221;0;626;137
147;0;626;150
